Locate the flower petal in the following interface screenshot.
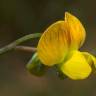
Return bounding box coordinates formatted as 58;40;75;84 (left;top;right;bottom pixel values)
37;12;86;66
65;12;86;49
37;21;69;66
82;52;96;68
60;50;92;80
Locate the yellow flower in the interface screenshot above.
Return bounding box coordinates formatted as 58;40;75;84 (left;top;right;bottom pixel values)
37;12;96;80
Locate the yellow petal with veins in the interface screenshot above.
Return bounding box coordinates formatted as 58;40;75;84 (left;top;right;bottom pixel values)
37;21;69;66
61;50;92;80
37;12;86;66
65;12;86;49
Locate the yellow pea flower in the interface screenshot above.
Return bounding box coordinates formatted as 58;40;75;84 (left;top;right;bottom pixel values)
37;12;96;80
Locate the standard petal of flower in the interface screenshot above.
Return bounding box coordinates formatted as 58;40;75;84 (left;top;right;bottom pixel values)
37;21;70;66
65;12;86;49
60;50;92;80
82;52;96;67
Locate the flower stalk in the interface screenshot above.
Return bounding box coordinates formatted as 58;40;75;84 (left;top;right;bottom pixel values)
0;33;41;54
15;46;37;52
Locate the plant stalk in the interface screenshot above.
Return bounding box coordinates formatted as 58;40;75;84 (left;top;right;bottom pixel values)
15;46;37;52
0;33;41;54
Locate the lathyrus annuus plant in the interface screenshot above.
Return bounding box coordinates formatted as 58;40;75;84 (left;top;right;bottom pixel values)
0;12;96;80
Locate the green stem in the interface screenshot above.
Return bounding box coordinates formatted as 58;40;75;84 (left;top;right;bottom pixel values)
0;33;42;54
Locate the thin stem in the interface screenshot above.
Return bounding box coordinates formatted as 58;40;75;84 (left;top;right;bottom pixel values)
15;46;37;52
0;33;41;54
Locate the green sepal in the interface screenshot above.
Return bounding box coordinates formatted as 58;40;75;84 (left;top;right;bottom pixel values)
26;53;46;76
54;65;67;80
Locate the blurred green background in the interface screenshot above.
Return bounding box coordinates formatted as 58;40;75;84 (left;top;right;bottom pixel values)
0;0;96;96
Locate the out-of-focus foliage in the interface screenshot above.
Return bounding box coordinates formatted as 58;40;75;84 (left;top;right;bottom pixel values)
0;0;96;96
